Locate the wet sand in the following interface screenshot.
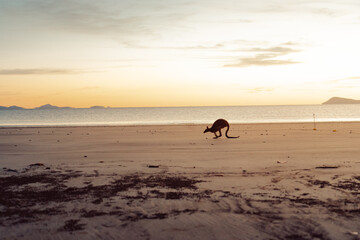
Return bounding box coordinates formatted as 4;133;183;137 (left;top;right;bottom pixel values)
1;122;360;239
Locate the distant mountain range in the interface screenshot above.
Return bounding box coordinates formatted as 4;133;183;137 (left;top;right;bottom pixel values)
0;104;109;110
322;97;360;104
1;98;359;110
0;105;25;110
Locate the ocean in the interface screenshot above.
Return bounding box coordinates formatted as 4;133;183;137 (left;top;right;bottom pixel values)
0;104;360;127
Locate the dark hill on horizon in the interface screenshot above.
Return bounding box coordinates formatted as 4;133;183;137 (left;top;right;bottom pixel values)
35;104;72;110
322;97;360;104
0;105;24;110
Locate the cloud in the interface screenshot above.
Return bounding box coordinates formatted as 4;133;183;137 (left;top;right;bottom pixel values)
329;76;360;83
172;39;270;51
0;69;84;75
244;87;274;93
0;90;20;96
166;43;225;50
245;46;300;54
311;8;339;17
324;76;360;91
206;18;254;24
122;38;270;51
221;19;253;23
76;86;100;91
2;0;192;43
126;40;302;67
282;41;300;46
336;86;358;89
225;56;299;67
253;1;348;16
119;41;225;50
52;86;102;96
224;45;301;67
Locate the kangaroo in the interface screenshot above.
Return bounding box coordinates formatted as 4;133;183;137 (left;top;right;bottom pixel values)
203;119;239;139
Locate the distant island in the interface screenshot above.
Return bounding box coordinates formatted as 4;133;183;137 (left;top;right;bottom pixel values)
90;106;106;109
35;104;73;110
0;104;110;110
322;97;360;105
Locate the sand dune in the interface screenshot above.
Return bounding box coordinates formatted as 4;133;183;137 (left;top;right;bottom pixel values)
1;123;360;239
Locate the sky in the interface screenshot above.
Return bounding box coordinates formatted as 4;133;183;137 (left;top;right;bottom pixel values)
0;0;360;108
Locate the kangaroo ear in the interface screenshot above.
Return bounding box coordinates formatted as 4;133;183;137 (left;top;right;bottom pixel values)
206;126;209;129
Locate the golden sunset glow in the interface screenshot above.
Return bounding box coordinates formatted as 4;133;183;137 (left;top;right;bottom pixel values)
1;0;360;108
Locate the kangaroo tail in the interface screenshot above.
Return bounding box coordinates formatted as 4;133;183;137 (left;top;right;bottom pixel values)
225;125;239;139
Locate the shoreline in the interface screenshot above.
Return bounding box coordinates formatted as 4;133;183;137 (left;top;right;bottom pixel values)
1;120;360;129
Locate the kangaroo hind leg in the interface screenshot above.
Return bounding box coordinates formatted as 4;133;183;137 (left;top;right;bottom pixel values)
213;132;219;139
218;129;222;138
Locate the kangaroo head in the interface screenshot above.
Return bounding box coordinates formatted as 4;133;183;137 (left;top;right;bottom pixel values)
203;126;209;133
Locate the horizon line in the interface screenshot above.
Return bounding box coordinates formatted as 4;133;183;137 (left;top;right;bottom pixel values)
0;103;337;109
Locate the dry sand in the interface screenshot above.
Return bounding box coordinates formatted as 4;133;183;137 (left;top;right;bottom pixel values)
1;122;360;240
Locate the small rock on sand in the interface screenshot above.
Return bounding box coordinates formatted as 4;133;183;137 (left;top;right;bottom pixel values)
29;163;45;167
315;165;339;169
148;165;159;168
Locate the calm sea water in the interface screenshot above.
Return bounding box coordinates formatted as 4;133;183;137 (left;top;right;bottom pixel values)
0;104;360;127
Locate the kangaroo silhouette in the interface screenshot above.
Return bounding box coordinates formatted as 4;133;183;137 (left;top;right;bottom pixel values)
203;119;239;139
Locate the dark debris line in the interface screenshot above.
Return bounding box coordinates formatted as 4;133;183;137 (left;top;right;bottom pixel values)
0;171;205;227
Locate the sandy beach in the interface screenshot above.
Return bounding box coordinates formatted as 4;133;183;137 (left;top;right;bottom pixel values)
1;122;360;240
